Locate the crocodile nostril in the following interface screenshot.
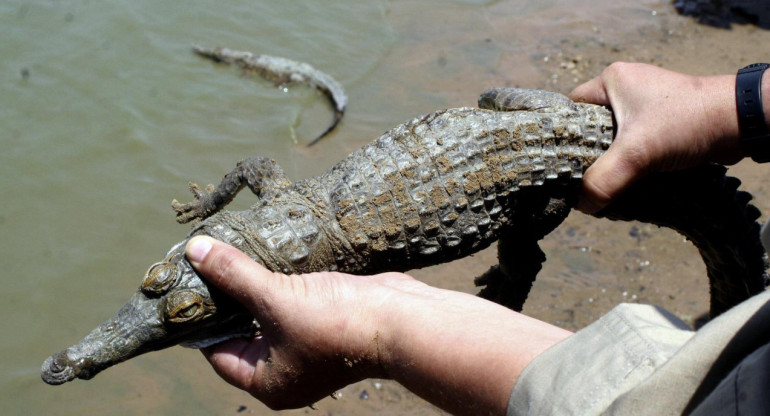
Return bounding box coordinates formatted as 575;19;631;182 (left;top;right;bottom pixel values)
49;354;68;373
50;360;65;373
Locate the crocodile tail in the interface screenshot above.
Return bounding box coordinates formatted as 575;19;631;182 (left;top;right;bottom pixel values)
478;87;576;112
306;109;344;147
597;164;768;318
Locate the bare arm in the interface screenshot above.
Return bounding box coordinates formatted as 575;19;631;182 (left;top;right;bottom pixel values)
570;62;770;213
185;236;570;415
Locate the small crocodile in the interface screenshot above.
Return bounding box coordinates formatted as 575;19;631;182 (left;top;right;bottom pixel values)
193;45;347;146
41;88;768;385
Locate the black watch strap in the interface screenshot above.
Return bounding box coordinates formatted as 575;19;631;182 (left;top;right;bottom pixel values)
737;63;770;163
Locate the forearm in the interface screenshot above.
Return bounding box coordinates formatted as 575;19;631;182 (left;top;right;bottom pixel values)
380;288;571;416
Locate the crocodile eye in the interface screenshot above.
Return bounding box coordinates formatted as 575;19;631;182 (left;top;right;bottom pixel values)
165;290;214;324
141;262;180;295
179;304;199;319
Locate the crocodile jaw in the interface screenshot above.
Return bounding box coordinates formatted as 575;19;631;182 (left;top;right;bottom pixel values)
41;290;256;385
41;291;166;384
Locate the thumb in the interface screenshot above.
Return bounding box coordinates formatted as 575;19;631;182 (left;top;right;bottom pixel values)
569;75;610;106
578;143;647;214
185;235;275;314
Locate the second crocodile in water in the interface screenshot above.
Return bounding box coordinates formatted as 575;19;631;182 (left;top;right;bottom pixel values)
193;45;347;146
41;88;767;385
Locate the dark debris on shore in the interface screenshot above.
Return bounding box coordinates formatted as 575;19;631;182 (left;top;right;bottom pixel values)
674;0;770;29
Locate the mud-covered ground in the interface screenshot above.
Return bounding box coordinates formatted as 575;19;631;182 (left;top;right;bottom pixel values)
249;4;770;416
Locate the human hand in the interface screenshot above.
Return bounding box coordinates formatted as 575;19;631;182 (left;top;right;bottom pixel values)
569;62;744;213
185;235;412;409
185;236;571;414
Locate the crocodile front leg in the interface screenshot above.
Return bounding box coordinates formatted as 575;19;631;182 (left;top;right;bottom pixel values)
172;157;292;223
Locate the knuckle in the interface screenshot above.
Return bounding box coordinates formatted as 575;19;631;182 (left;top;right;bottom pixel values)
603;61;638;83
603;61;649;84
604;61;630;75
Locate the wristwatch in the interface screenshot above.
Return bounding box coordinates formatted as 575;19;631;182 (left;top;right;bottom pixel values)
736;63;770;163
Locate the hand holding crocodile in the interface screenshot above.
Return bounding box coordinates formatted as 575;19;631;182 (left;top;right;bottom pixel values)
570;62;746;213
186;235;570;414
186;235;395;409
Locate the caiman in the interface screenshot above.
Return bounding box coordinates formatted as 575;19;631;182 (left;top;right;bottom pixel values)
41;88;768;385
193;45;347;146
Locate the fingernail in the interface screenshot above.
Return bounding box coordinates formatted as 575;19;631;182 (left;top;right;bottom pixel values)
186;236;213;264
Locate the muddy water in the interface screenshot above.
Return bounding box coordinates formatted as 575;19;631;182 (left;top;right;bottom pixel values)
3;0;770;414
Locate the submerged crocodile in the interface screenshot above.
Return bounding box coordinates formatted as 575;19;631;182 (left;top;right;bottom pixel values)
193;45;347;146
41;88;768;385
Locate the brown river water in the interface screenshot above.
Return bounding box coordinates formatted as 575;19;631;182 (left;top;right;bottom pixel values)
3;0;770;414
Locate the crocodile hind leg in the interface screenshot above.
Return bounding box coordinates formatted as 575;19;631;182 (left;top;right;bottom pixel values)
477;87;577;113
474;231;549;312
473;87;588;309
172;157;292;224
476;183;575;311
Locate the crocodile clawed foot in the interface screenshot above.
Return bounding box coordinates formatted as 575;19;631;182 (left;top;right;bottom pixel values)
171;182;217;224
